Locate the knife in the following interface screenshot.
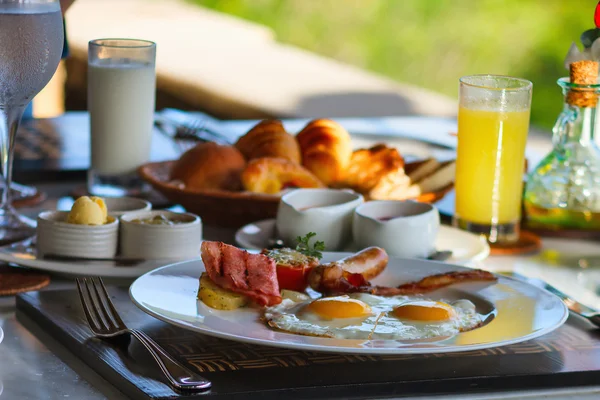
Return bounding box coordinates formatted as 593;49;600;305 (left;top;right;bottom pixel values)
500;271;600;328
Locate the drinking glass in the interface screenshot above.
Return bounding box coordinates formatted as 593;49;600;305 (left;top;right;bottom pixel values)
87;39;156;197
453;75;532;245
0;0;64;244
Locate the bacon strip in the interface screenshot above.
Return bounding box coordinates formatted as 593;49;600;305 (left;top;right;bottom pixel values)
393;270;497;294
367;269;497;296
201;241;281;306
310;252;496;297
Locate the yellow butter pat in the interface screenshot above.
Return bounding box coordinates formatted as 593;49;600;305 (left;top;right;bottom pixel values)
67;196;108;225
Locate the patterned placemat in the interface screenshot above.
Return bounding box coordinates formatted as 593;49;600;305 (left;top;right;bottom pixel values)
155;321;596;372
15;286;600;400
15;120;65;161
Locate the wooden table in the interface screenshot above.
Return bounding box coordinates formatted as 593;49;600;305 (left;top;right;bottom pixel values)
1;112;599;399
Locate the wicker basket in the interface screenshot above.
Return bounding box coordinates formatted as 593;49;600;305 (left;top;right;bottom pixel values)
138;160;454;228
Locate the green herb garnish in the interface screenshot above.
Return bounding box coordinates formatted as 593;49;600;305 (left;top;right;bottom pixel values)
295;232;325;259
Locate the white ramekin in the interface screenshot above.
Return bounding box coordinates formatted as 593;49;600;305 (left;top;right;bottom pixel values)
119;211;202;260
36;211;119;259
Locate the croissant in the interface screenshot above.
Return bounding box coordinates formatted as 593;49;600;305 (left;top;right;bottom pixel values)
340;144;405;193
235;120;301;163
296;119;352;185
241;157;325;194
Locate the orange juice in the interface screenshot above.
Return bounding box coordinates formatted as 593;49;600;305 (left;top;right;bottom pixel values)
455;106;529;225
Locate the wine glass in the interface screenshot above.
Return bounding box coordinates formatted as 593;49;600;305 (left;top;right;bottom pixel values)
0;0;64;244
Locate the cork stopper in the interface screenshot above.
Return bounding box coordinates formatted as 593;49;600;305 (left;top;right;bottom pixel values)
567;60;599;107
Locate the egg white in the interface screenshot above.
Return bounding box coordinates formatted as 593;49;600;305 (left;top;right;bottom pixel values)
264;293;482;340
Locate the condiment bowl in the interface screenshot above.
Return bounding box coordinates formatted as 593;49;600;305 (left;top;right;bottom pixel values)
276;188;364;250
353;200;440;258
120;211;202;259
103;197;152;217
36;211;119;259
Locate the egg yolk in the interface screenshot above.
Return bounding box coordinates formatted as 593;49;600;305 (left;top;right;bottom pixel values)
392;301;456;322
305;297;372;319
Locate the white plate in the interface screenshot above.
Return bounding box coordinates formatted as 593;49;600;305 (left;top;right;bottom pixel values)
130;254;568;355
0;240;183;278
235;219;490;264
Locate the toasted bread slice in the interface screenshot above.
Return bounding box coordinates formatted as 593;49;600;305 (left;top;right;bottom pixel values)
411;161;456;195
408;158;441;183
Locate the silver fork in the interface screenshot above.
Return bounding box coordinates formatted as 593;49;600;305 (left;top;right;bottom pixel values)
156;115;232;145
176;118;233;145
76;277;211;391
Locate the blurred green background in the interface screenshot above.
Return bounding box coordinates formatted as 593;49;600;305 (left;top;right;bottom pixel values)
190;0;596;130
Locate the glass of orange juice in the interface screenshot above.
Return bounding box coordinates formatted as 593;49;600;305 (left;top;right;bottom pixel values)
454;75;532;245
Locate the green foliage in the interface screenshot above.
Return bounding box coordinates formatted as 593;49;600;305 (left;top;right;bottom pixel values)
189;0;597;129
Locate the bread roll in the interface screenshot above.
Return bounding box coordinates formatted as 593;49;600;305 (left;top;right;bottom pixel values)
296;119;352;185
235;120;301;163
341;144;405;193
241;157;325;194
170;142;246;191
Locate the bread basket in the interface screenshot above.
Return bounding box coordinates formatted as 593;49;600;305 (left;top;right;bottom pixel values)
139;159;453;228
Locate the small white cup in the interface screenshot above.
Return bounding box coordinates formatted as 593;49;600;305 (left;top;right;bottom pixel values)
353;200;440;258
276;188;364;251
120;211;202;259
36;211;119;259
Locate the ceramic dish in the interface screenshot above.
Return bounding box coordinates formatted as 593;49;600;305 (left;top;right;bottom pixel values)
277;189;364;250
353;200;440;258
0;239;172;278
138;159;454;228
235;219;490;264
36;211;119;259
129;254;567;355
120;211;202;259
103;197;152;217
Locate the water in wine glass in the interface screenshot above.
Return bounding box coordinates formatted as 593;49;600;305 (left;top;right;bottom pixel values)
0;3;63;106
0;1;63;244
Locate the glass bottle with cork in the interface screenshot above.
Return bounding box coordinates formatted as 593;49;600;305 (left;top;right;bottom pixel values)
524;60;600;230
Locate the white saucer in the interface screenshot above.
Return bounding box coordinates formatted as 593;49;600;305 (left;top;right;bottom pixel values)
235;219;490;264
0;240;185;278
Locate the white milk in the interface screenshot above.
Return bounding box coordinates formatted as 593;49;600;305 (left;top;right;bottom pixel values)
88;59;156;175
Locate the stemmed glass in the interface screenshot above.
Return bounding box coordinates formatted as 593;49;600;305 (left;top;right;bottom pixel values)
0;0;64;244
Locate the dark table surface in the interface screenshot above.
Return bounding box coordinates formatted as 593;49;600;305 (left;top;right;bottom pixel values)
4;112;598;400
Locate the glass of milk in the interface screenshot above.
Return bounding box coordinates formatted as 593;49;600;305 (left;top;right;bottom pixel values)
87;39;156;197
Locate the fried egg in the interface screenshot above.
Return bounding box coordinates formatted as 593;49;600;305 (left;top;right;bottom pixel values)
263;293;482;340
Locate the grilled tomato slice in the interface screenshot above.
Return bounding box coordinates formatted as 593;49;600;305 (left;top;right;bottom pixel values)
263;248;319;292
